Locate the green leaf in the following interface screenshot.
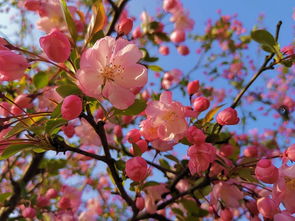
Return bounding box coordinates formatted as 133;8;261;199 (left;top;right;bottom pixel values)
0;144;33;160
159;159;170;170
51;103;62;118
56;84;82;97
33;72;49;89
40;159;67;175
114;99;147;116
156;32;170;42
0;192;12;202
60;0;77;41
164;154;179;163
148;65;163;72
45;118;68;135
142;181;160;188
132;143;142;156
237;167;259;183
251;29;276;46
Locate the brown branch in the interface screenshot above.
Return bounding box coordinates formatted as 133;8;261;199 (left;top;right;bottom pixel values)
230;21;282;109
81;112;137;213
106;0;129;36
0;153;44;221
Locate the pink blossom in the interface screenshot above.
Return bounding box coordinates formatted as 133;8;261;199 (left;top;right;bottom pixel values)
0;50;28;81
273;165;295;213
188;143;216;175
77;36;147;110
75;119;101;146
163;0;177;11
38;86;62;111
45;188;58;199
126;129;141;143
161;69;182;89
186;126;206;145
211;181;243;208
219;144;234;157
39;29;71;63
141;91;188;142
159;46;170;56
125;157;148;182
0;102;11;117
22;207;36;218
144;184;169;214
286;144;295;161
177;45;190;55
274;212;295;221
60;185;81;212
255;159;278;184
216;107;240;125
61;95;82;120
220;208;233;221
257;197;278;218
151;139;175;152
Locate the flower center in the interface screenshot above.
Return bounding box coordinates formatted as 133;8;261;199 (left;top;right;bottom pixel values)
99;63;124;81
162;111;176;121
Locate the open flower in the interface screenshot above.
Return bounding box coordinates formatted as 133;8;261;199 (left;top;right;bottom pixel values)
77;36;147;110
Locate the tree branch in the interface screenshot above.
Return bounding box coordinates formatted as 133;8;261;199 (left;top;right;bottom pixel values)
106;0;129;36
0;153;44;221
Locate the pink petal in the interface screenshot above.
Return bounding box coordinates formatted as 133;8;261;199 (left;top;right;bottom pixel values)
114;64;147;88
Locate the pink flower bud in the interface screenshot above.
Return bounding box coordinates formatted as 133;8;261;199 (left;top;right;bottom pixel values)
58;196;71;210
244;145;258;157
125;157;148;182
216;107;240;125
220;144;234;157
0;50;28;81
126;129;141;143
114;125;123;138
39;29;71;63
187;80;200;95
257;197;278;218
135;139;148;154
186;126;206;144
132;27;142;38
286;144;295;161
170;30;185;43
177;45;190;55
117;18;133;35
0;102;11;117
24;0;41;11
159;46;170;56
193;97;210;112
136;197;145;211
255;159;278;184
45;188;58;199
62;123;75;138
37;195;50;207
281;45;295;56
11;94;33;115
220;208;233;221
163;0;177;11
22;207;36;218
61;95;82;120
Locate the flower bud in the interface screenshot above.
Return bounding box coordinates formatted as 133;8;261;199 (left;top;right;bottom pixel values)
0;50;28;81
125;157;148;182
163;0;177;11
286;144;295;161
186;126;206;144
135;139;148;154
114;125;123;138
117;18;133;35
216;107;240;125
11;94;33;115
193;97;210;112
22;207;36;218
255;159;278;184
170;30;185;43
37;195;50;207
257;197;278;218
159;46;170;56
177;45;190;55
132;27;142;38
220;144;234;157
136;197;145;211
58;196;71;210
45;188;58;199
126;129;141;143
220;208;233;221
61;95;82;120
39;29;71;63
187;80;200;95
244;145;258;157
